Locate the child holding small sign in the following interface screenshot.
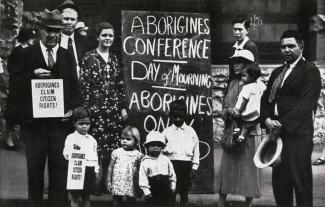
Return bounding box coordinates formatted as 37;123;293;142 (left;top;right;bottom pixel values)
106;126;143;207
63;107;99;207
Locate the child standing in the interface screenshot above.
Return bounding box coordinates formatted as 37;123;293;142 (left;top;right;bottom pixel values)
63;106;99;207
139;131;176;207
233;63;266;141
162;99;200;205
106;126;143;207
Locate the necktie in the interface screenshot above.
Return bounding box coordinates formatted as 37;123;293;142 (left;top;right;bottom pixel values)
68;37;76;64
268;64;290;103
47;48;55;68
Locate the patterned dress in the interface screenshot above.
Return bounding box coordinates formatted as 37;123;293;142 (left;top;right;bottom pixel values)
80;49;125;160
111;148;143;197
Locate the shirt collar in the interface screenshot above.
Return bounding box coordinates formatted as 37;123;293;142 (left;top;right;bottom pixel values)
285;54;303;69
61;32;75;41
171;123;186;130
40;40;59;53
73;130;89;138
233;36;249;50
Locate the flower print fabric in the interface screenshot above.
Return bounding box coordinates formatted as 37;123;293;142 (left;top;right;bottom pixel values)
111;148;143;197
80;49;125;159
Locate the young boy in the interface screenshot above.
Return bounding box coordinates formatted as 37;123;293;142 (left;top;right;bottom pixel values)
162;99;200;205
139;131;176;207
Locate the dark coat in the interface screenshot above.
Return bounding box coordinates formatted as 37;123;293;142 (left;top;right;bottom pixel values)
260;58;321;139
14;43;81;123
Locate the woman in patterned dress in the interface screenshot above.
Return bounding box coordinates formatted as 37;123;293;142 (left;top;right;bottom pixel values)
79;22;128;193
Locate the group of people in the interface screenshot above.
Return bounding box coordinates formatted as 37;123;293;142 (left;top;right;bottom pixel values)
1;0;322;206
218;16;321;207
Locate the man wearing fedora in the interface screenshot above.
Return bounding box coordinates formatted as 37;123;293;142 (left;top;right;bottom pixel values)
260;30;321;207
57;0;92;79
14;9;81;207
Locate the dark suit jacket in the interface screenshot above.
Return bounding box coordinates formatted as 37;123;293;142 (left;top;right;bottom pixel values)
14;43;81;123
260;58;321;139
66;32;92;68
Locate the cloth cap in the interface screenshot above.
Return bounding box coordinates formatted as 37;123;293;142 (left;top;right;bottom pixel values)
57;0;82;15
144;131;166;146
39;9;64;29
253;135;283;168
230;49;255;63
75;22;88;30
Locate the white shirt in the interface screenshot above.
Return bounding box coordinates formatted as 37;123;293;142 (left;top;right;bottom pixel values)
162;123;200;170
40;41;59;66
235;78;266;121
275;55;303;115
63;131;99;173
233;36;249;50
60;33;80;78
139;154;176;196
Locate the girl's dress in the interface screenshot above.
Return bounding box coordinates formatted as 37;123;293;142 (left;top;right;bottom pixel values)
80;49;125;160
111;148;143;197
217;79;262;198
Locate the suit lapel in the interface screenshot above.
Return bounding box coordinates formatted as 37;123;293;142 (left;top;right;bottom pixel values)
34;43;48;68
281;58;305;88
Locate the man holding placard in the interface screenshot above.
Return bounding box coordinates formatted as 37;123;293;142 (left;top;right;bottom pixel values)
13;9;81;207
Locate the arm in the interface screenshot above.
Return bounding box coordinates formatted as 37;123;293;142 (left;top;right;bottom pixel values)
67;51;81;111
233;98;248;117
167;159;177;193
139;161;151;196
106;155;116;192
79;55;92;109
192;131;200;171
114;55;128;120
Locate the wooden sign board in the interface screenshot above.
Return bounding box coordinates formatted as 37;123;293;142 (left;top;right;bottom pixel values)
31;79;64;118
122;10;213;193
66;151;86;190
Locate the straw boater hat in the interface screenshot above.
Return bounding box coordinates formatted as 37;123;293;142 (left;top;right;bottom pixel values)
143;131;166;147
230;49;255;63
39;9;64;29
253;135;283;168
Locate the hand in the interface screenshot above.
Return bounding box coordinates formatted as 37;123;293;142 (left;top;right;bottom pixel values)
34;68;51;78
191;169;197;178
106;181;112;193
171;188;176;195
144;194;152;201
121;108;128;121
61;110;73;122
232;108;240;117
265;118;282;135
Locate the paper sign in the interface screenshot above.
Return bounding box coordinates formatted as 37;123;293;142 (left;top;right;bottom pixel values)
31;79;64;118
66;151;86;190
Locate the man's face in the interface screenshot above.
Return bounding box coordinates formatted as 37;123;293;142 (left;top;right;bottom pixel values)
280;37;303;64
61;8;78;35
40;27;60;48
233;22;248;41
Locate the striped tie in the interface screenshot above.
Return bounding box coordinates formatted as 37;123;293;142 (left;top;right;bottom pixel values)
268;64;290;103
47;48;55;68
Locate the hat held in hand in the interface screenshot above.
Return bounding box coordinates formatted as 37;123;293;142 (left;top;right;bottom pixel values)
39;9;64;29
254;135;283;168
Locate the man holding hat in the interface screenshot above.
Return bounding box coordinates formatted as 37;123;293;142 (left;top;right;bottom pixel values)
14;9;81;207
260;30;321;207
57;0;91;79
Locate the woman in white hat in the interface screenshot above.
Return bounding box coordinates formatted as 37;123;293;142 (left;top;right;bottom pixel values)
217;49;262;207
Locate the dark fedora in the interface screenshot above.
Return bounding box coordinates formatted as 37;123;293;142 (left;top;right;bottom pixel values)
16;28;36;43
57;0;82;15
39;9;64;29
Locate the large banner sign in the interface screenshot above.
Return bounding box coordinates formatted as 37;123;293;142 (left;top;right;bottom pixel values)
31;79;64;118
122;10;213;193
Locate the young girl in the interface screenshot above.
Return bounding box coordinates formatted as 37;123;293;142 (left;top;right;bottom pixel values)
107;125;143;206
233;63;266;141
63;106;99;207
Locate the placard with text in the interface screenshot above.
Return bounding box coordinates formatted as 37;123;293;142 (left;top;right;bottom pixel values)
122;10;213;193
31;79;64;118
66;151;86;190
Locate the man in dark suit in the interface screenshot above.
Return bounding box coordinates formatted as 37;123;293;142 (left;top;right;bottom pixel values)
15;9;81;207
57;0;92;79
260;30;321;207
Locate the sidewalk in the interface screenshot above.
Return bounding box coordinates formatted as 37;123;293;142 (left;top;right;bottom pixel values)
1;142;325;207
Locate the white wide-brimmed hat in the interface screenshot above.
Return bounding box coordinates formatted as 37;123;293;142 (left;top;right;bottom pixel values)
253;135;283;168
230;49;255;63
144;131;166;147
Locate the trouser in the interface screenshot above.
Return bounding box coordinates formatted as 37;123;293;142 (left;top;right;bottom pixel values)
272;137;313;207
22;121;70;207
171;160;192;203
147;175;175;207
